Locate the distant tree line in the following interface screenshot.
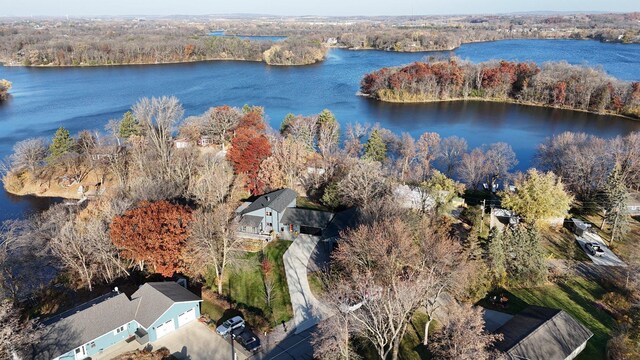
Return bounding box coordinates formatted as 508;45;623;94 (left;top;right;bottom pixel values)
361;59;640;118
0;20;326;66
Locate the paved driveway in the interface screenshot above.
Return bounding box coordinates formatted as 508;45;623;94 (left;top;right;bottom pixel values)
94;321;246;360
283;235;333;334
576;233;626;267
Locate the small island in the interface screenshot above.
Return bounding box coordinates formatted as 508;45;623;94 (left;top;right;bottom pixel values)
360;59;640;119
0;79;11;101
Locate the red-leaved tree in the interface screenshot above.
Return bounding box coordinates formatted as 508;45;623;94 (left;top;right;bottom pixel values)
227;109;271;194
110;200;192;277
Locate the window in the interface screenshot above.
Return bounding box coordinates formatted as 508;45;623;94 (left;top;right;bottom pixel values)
114;325;125;335
90;342;96;348
266;211;272;216
267;222;273;227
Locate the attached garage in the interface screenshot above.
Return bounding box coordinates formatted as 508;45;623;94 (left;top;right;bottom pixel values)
155;318;175;339
178;308;196;327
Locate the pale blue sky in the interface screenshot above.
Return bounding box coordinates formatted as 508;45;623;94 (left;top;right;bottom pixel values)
2;0;639;17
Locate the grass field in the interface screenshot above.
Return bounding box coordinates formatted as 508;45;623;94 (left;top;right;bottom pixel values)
509;277;616;360
203;240;293;328
223;240;293;326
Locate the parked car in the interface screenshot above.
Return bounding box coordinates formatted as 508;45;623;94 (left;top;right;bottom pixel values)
216;316;245;336
585;242;605;257
233;328;262;352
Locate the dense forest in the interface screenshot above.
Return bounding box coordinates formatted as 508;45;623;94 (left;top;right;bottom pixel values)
361;60;640;118
0;13;638;66
0;20;326;66
0;79;10;101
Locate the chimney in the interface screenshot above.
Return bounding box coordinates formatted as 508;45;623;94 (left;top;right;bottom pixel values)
266;196;270;201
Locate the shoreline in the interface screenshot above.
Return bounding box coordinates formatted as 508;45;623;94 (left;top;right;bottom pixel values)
2;37;636;69
360;93;640;121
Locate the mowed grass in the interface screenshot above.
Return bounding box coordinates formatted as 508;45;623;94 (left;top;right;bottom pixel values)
223;240;293;326
541;226;590;261
510;276;616;360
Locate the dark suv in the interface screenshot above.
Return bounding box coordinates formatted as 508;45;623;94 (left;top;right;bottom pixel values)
232;328;262;352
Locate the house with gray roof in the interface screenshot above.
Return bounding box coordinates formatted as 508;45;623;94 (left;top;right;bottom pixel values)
237;188;298;236
43;282;201;360
494;306;593;360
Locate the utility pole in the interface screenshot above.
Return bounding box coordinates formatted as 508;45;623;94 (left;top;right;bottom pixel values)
480;199;486;233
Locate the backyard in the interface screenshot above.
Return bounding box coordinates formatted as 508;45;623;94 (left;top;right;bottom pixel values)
201;240;293;329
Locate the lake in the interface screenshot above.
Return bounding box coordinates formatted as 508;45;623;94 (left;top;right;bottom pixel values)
1;39;639;221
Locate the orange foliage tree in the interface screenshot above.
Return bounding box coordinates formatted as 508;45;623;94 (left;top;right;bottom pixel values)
110;200;193;277
227;108;272;194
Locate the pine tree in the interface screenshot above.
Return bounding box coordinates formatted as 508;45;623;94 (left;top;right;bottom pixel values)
602;163;630;242
48;127;75;161
363;129;386;162
487;227;506;286
118;111;140;139
280;113;296;134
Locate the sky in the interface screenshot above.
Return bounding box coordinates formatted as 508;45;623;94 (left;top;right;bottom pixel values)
2;0;639;17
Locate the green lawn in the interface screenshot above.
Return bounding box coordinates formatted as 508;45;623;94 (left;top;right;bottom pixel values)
201;299;225;322
296;196;329;211
222;240;293;326
541;227;590;261
307;271;325;298
509;277;616;360
399;311;432;360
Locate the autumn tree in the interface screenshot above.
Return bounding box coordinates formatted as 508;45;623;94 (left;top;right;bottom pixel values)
227;126;271;194
48;127;75;162
110;200;192;277
188;156;235;210
258;137;309;191
483;142;518;191
458;148;487;190
0;79;11;101
202;105;242;149
429;302;502;360
501;169;573;227
328;216;465;360
363;129;387;162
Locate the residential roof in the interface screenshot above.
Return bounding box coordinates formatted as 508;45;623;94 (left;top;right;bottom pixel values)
41;282;201;359
323;207;361;239
131;282;201;328
281;208;334;229
240;189;297;215
239;215;263;228
41;292;136;358
495;306;593;360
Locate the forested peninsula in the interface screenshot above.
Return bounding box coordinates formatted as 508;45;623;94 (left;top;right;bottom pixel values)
361;60;640;119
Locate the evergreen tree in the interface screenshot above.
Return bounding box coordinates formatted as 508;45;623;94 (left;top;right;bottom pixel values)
487;227;506;286
317;109;337;127
363;129;386;162
280;113;296;134
466;207;484;260
118;111;140;139
504;226;547;286
48;127;75;161
602;163;630;242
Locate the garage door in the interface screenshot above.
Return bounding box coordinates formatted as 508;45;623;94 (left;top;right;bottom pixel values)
155;318;175;339
178;308;196;327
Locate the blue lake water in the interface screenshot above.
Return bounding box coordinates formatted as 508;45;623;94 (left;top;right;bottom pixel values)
1;39;640;221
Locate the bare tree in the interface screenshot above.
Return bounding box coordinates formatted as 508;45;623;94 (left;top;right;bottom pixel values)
458;148;486;190
188;205;240;294
202;106;242;150
429;302;502;360
9;137;48;172
483;142;517;190
189;155;235;210
0;299;42;360
132;96;184;179
338;159;388;208
438;136;468;177
398;132;416;182
344;122;370;158
416;132;441;179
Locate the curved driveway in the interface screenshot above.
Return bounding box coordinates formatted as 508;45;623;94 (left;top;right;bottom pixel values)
283;235;333;334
